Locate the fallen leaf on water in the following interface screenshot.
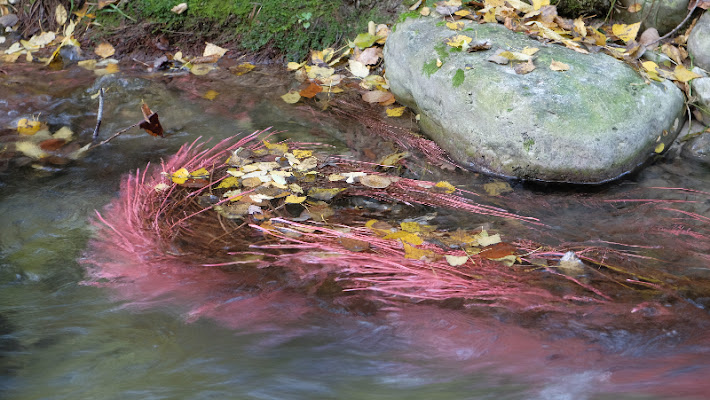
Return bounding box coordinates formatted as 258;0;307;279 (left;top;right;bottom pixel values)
445;254;469;266
94;42;115;59
299;82;323;98
287;61;304;71
476;231;502;247
483;181;513;196
386;106;406;117
432;181;457;194
550;59;570;71
292;149;313;158
478;242;516;259
230;62;255;76
655;143;665;153
139;103;164;137
171;168;190;184
403;243;436;260
384;230;424;245
189;63;215;75
612;22;641;43
216;176;240;189
339;237;370;252
307;187;346;201
15;142;46;159
281;90;301;104
379;151;409;166
360;174;393;188
203;90;219;100
284;194;307;204
53;126;73;141
17;118;41;135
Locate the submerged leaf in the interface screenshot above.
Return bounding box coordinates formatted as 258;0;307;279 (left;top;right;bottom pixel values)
171;168;190;184
360;174;393;188
307;187;346;201
281;90;301;104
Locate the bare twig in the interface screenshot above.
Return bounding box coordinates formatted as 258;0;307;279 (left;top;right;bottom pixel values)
647;3;698;47
92;88;105;142
86;121;142;152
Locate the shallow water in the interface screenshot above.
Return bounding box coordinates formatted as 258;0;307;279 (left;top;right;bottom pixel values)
1;63;709;400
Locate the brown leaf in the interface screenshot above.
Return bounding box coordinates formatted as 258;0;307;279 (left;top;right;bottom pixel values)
299;82;323;98
339;237;371;252
139;103;164;137
39;138;66;151
514;59;536;74
362;90;394;104
478;242;517;259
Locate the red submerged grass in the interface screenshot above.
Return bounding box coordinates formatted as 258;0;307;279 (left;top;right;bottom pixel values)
83;129;710;317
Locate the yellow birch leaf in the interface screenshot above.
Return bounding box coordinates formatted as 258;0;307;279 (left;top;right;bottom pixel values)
483;181;512;196
673;65;701;83
104;63;120;74
655;143;665;153
454;9;471;16
203;90;219;100
445;34;473;48
189;64;215;75
263;140;289;154
284;194;307;204
15;142;46;159
287;61;304;71
612;22;641;43
573;17;586;37
386;106;406;117
94;42;115;59
384;230;423;245
433;181;457;194
190;168;210;178
230;62;255;76
446;21;465;30
55;4;68;25
292;149;313;158
482;8;497;23
281;90;301;104
203;42;227;58
306;65;335;80
521;47;539;56
17;118;41;135
550;59;570;71
403;243;435;260
171;168;190;184
216;176;240;189
400;221;422;233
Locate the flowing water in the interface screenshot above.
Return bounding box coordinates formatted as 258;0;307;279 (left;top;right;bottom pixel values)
1;63;709;400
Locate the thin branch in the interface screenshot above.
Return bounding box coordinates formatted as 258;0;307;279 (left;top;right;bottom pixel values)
647;3;698;47
92;88;104;142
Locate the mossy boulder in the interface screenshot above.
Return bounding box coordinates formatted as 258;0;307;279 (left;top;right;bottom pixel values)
384;16;685;183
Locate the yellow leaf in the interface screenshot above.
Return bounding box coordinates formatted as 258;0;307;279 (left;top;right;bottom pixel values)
15;142;46;159
307;187;346;201
104;63;120;74
306;65;335;80
532;0;549;10
386;106;406;117
673;65;701;83
189;64;215;75
483;181;512;196
230;62;255;76
292;149;313;158
284;194;307;204
454;9;471;16
287;61;304;71
482;7;497;23
171;168;190;184
203;90;219;100
17;118;41;135
436;58;443;68
281;90;301;104
573;17;586;37
550;59;570;71
203;42;227;58
655;143;665;153
420;6;431;15
446;21;465;30
641;60;659;73
499;51;532;61
94;42;115;59
403;243;435;260
190;167;210;179
55;4;68;25
78;59;97;70
379;151;409;166
263;140;289;154
216;176;240;189
366;219;394;235
445;254;469;266
53;126;73;141
401;221;423;233
384;230;423;245
433;181;457;194
521;47;539;56
612;22;641;43
445;34;473;48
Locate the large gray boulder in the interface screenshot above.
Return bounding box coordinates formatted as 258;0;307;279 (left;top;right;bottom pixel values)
688;11;710;71
615;0;689;36
384;16;686;183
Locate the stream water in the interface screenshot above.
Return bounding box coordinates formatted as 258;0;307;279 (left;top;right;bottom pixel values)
1;63;709;399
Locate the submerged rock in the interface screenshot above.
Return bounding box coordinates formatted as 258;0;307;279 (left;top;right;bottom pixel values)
384;16;685;183
688;12;710;72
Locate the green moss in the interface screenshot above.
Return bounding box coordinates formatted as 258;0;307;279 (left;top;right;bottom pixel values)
423;59;439;76
452;68;465;87
96;0;394;60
